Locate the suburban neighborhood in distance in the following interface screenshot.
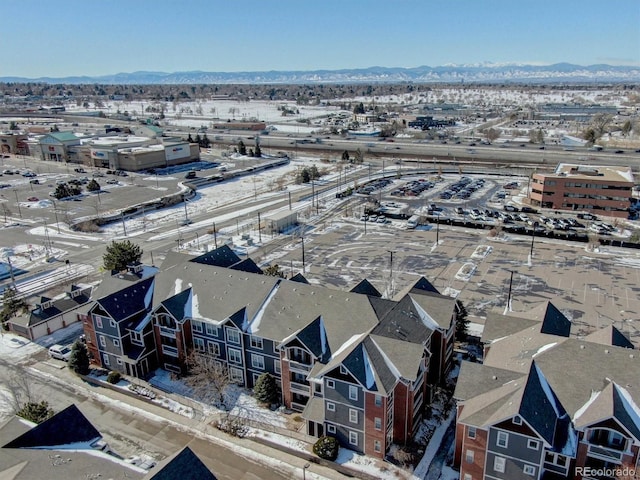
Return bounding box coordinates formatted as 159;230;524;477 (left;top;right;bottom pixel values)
1;2;640;480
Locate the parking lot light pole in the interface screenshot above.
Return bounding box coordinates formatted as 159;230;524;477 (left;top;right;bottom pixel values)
530;222;538;258
13;189;21;218
302;463;310;480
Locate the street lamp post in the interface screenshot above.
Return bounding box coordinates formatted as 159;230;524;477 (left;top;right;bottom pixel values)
13;189;21;218
212;221;218;249
301;234;306;273
530;221;538;259
302;463;310;480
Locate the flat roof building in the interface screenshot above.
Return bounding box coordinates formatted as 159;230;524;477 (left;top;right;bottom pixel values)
529;164;634;218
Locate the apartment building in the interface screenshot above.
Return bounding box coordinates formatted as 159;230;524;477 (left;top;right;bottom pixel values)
529;164;634;218
454;303;640;480
84;246;457;458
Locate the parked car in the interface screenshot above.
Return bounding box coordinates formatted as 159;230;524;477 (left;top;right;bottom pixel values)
48;344;72;361
27;196;38;202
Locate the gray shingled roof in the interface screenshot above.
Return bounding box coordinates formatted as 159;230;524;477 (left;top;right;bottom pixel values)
481;312;540;344
147;446;217;480
584;325;634;349
190;245;241;268
454;362;525;401
349;279;382;297
95;276;155;322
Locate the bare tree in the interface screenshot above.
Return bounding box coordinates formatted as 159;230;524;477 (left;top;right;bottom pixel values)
0;368;36;415
184;350;233;410
590;113;613;139
484;127;500;143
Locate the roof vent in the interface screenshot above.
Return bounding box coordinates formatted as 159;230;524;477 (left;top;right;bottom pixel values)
292;288;296;292
492;375;497;380
580;345;585;349
604;349;609;354
630;354;635;359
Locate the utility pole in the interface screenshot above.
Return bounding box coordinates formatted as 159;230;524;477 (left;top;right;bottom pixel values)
530;222;538;259
121;212;127;236
387;250;395;297
301;235;306;273
507;270;514;311
257;212;262;243
436;215;440;245
212;221;218;249
288;191;292;211
13;189;21;218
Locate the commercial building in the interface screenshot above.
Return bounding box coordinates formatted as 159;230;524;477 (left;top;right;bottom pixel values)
454;304;639;480
83;246;457;458
529;164;634;218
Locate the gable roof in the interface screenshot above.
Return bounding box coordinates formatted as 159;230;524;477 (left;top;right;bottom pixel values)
229;257;263;274
584;325;634;349
349;279;382;297
289;272;310;284
146;446;217;480
539;302;571;337
454;362;525;401
190;245;241;268
95;276;155;322
482;312;540;344
3;405;100;449
394;276;440;300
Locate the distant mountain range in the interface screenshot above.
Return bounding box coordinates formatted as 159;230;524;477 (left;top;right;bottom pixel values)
2;63;639;84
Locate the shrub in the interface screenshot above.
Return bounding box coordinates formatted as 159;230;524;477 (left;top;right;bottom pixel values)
313;436;339;461
106;371;121;384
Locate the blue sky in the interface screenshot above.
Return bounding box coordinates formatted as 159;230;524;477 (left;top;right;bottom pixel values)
2;0;639;78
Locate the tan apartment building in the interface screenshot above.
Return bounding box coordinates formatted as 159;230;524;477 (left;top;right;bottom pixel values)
529;164;634;218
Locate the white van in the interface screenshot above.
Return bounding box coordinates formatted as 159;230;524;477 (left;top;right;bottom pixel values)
406;215;419;229
48;344;72;361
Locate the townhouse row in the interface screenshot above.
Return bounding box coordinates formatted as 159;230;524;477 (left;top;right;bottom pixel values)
454;303;640;480
83;247;457;458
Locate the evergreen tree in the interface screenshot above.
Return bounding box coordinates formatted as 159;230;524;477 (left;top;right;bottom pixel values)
0;287;28;329
187;133;194;143
354;148;364;164
202;133;211;148
16;401;54;424
341;150;350;162
254;144;262;158
455;300;470;341
86;179;101;192
313;436;339;461
263;264;285;278
102;240;143;272
300;168;311;183
69;341;90;375
253;373;279;405
237;140;247;155
310;165;319;180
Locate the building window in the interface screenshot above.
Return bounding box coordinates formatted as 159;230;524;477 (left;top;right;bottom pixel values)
273;344;280;353
95;317;103;328
497;431;509;448
494;456;505;473
208;342;220;356
228;348;242;364
465;449;474;463
524;465;536;476
110;319;116;328
468;426;476;439
340;365;348;375
116;358;123;365
205;323;218;337
250;336;263;349
251;354;265;370
527;439;539;450
113;339;120;347
327;424;336;434
513;415;522;425
274;361;281;374
349;385;358;401
349;409;358;424
194;338;205;352
226;328;240;345
99;335;106;347
375;394;382;406
229;367;243;384
349;431;358;446
374;440;381;453
103;355;110;366
327;402;335;412
327;379;335;389
192;321;203;333
131;330;143;345
374;417;382;430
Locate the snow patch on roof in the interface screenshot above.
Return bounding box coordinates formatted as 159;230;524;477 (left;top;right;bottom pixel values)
331;333;365;360
617;384;640;433
370;336;401;381
532;342;558;358
410;298;439;330
143;278;154;310
572;390;601;422
534;363;563;418
362;346;376;390
247;279;281;333
319;316;328;357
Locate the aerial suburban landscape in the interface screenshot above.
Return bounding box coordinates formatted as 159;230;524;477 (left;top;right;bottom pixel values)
1;1;639;480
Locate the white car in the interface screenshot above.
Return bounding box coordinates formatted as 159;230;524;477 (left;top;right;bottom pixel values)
48;344;72;361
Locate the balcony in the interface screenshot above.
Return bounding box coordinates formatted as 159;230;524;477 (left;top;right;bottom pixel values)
159;326;177;338
162;345;179;357
587;444;624;463
289;382;311;395
288;360;312;373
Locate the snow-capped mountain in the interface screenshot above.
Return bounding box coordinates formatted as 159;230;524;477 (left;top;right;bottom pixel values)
2;63;639;84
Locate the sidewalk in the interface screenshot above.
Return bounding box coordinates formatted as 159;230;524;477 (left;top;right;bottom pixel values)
30;360;352;480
